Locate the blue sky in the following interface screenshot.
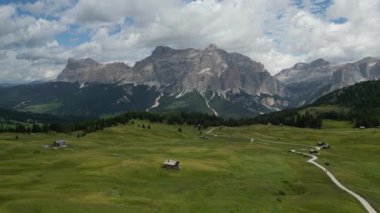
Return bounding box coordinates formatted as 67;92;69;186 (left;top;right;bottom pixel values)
0;0;379;83
55;24;90;47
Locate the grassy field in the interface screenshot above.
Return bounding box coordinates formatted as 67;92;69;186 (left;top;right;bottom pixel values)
0;120;379;212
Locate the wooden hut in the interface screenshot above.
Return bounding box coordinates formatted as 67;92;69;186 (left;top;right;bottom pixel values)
317;141;326;146
321;144;330;149
309;149;318;154
53;140;67;148
162;159;180;170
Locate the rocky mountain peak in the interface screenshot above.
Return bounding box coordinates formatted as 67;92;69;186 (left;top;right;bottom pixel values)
309;58;330;68
151;46;174;57
293;62;307;69
66;58;98;70
56;45;291;114
56;58;131;84
205;44;218;51
276;56;380;106
357;57;378;63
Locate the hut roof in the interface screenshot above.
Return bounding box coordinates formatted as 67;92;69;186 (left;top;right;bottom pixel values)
163;159;179;166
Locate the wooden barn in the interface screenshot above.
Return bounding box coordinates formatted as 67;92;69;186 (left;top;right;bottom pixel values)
162;159;180;170
321;144;331;149
309;149;318;154
53;140;67;148
317;141;326;146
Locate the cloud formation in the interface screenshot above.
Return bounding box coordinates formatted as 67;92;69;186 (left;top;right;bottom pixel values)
0;0;380;83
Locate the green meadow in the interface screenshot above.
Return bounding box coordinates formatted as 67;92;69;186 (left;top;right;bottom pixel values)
0;120;379;212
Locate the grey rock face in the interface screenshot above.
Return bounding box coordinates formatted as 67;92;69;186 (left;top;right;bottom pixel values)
56;58;132;84
131;44;289;98
276;57;380;105
55;45;294;116
275;58;334;104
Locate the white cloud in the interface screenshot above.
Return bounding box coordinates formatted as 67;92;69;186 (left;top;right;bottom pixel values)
0;50;66;83
21;0;77;17
0;4;67;49
1;0;380;83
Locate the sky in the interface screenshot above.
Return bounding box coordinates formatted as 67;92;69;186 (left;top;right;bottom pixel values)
0;0;380;83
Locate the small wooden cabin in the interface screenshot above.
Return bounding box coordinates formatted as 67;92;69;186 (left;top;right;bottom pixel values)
321;144;330;149
309;149;318;154
317;141;326;146
162;159;180;170
53;140;66;148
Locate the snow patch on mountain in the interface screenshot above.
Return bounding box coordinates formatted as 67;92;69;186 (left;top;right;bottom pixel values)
79;82;87;89
116;95;129;104
203;92;218;116
175;89;192;99
146;92;163;111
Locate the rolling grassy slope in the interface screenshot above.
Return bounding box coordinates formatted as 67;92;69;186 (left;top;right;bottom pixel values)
0;120;378;212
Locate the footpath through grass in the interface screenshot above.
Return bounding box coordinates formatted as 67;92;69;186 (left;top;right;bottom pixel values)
0;120;378;212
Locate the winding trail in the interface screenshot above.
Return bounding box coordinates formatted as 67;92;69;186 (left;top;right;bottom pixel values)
291;150;377;213
206;127;377;213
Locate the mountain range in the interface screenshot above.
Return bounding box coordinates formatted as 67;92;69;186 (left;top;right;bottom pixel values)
276;57;380;105
56;44;292;117
254;79;380;128
0;44;379;118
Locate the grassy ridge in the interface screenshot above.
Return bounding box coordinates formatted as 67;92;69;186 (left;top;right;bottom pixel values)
0;120;378;212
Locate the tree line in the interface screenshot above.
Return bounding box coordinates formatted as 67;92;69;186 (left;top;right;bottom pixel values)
0;121;49;133
0;109;327;134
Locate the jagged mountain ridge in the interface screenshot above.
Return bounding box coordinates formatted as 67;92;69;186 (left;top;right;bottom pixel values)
54;45;292;117
7;45;380;118
58;45;289;98
276;57;380;105
130;44;289;98
56;58;132;84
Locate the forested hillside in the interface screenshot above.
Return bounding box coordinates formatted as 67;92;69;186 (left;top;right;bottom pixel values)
0;108;86;133
252;80;380;128
313;80;380;108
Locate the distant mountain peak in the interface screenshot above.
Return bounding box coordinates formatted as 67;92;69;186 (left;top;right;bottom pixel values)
57;58;131;84
293;62;307;69
55;45;291;116
152;46;174;56
66;58;99;69
130;44;289;98
309;58;330;67
205;44;218;51
276;56;380;106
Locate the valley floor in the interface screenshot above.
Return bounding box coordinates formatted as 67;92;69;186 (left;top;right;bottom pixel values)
0;120;379;212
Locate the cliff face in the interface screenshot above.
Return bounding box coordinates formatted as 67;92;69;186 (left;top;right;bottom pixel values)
276;57;380;105
130;44;289;98
55;45;380;116
56;58;132;84
54;45;292;117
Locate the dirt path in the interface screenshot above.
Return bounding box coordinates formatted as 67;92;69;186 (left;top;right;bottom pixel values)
207;127;377;213
291;150;377;213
